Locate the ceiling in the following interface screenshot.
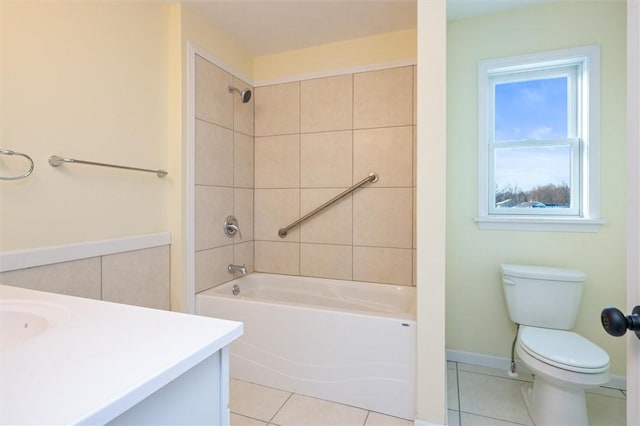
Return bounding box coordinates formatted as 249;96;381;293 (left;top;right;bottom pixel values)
185;0;556;56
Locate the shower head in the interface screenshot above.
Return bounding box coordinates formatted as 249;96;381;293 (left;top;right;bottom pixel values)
228;85;252;103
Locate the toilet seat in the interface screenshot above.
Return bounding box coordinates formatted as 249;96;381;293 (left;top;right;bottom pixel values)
519;326;609;374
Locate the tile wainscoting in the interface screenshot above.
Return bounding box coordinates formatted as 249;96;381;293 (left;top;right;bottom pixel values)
0;233;170;310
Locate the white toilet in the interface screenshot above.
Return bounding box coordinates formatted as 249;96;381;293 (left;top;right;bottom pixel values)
501;264;610;426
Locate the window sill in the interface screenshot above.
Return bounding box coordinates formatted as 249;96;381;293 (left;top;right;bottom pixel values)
474;216;605;232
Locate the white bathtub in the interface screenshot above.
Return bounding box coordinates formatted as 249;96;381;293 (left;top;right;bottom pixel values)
196;273;416;420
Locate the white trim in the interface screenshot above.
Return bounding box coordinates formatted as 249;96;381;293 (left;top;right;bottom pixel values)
477;45;601;231
446;349;626;390
186;44;415;89
0;232;170;273
474;216;605;232
254;59;417;87
447;348;527;373
413;420;444;426
479;45;600;75
626;1;640;424
186;43;197;314
190;43;253;87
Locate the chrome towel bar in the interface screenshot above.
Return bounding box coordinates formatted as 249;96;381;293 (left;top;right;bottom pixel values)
49;155;167;178
0;149;35;181
278;172;378;238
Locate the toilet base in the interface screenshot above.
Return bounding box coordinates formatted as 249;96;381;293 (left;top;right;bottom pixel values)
521;380;589;426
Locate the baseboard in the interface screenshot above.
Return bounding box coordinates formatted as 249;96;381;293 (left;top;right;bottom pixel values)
414;420;444;426
446;348;627;390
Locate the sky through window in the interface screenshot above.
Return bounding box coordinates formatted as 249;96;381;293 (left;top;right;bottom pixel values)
493;76;570;192
495;77;568;141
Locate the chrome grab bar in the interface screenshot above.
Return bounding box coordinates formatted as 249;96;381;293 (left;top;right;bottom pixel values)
278;172;378;238
49;155;167;178
0;149;35;181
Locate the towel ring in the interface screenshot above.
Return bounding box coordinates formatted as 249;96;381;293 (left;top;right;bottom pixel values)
0;149;35;181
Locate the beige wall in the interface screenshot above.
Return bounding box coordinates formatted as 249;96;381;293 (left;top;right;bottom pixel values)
180;4;254;81
252;66;417;285
0;2;447;422
254;29;417;82
446;2;627;375
0;1;172;251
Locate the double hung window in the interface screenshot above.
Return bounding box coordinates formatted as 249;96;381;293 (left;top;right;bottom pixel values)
476;46;603;231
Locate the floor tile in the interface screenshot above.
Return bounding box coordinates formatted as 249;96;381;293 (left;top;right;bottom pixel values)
230;413;268;426
587;385;627;399
458;371;533;426
460;412;528;425
230;379;291;422
586;393;627;426
448;367;460;410
448;410;461;426
365;411;413;426
457;362;534;382
229;362;626;426
271;394;368;426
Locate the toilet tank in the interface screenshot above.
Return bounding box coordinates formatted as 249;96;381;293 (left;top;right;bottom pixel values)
501;264;585;330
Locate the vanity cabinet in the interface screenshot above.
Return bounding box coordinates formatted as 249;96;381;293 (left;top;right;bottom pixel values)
0;285;243;425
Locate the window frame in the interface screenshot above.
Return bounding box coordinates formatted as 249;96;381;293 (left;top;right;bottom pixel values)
476;45;604;232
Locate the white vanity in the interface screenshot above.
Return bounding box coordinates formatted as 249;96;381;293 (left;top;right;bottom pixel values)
0;285;243;425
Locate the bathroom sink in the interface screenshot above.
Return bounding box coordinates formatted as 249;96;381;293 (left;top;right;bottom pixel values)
0;300;70;350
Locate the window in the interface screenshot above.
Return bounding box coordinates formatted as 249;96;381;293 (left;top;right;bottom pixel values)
476;46;604;232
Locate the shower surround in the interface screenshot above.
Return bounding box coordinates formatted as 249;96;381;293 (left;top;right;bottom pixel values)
194;54;416;293
253;66;416;286
194;54;255;293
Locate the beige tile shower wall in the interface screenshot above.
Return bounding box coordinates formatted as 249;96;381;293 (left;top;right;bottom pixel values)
194;55;254;293
254;66;417;286
0;246;170;309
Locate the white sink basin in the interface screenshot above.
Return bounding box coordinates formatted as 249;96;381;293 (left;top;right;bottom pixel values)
0;300;70;350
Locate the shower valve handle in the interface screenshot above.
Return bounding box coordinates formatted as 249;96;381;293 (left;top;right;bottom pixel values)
224;215;243;240
601;306;640;340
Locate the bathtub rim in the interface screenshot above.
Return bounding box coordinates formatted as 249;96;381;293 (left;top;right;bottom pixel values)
197;273;417;321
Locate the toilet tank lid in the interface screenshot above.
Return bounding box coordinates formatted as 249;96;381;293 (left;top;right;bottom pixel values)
501;264;586;282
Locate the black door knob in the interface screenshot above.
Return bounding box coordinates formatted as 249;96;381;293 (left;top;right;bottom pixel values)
601;306;640;340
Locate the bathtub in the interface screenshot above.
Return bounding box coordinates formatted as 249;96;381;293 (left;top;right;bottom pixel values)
196;273;416;420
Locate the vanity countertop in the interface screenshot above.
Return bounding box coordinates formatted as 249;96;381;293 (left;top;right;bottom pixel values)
0;284;243;425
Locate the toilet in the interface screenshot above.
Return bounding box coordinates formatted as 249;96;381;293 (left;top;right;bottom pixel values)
501;264;610;426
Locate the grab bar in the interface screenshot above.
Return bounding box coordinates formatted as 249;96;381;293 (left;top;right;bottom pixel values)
49;155;168;178
0;149;35;181
278;172;378;238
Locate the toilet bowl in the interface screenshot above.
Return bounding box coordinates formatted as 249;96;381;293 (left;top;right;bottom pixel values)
516;326;609;425
500;264;611;425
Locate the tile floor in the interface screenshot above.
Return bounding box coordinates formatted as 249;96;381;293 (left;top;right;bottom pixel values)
230;362;627;426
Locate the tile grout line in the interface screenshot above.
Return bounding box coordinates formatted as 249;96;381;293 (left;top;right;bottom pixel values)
455;362;462;426
297;81;301;276
230;412;271;425
362;410;371;426
457;409;532;426
269;392;294;424
351;72;355;282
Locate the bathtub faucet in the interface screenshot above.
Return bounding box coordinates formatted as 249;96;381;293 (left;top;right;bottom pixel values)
228;264;247;275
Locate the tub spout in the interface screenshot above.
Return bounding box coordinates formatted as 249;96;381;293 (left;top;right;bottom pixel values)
228;264;247;275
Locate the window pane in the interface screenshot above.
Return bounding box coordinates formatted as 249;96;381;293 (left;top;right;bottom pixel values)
494;77;568;141
494;145;571;209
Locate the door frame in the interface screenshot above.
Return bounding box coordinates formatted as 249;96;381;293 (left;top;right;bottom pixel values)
626;0;639;424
